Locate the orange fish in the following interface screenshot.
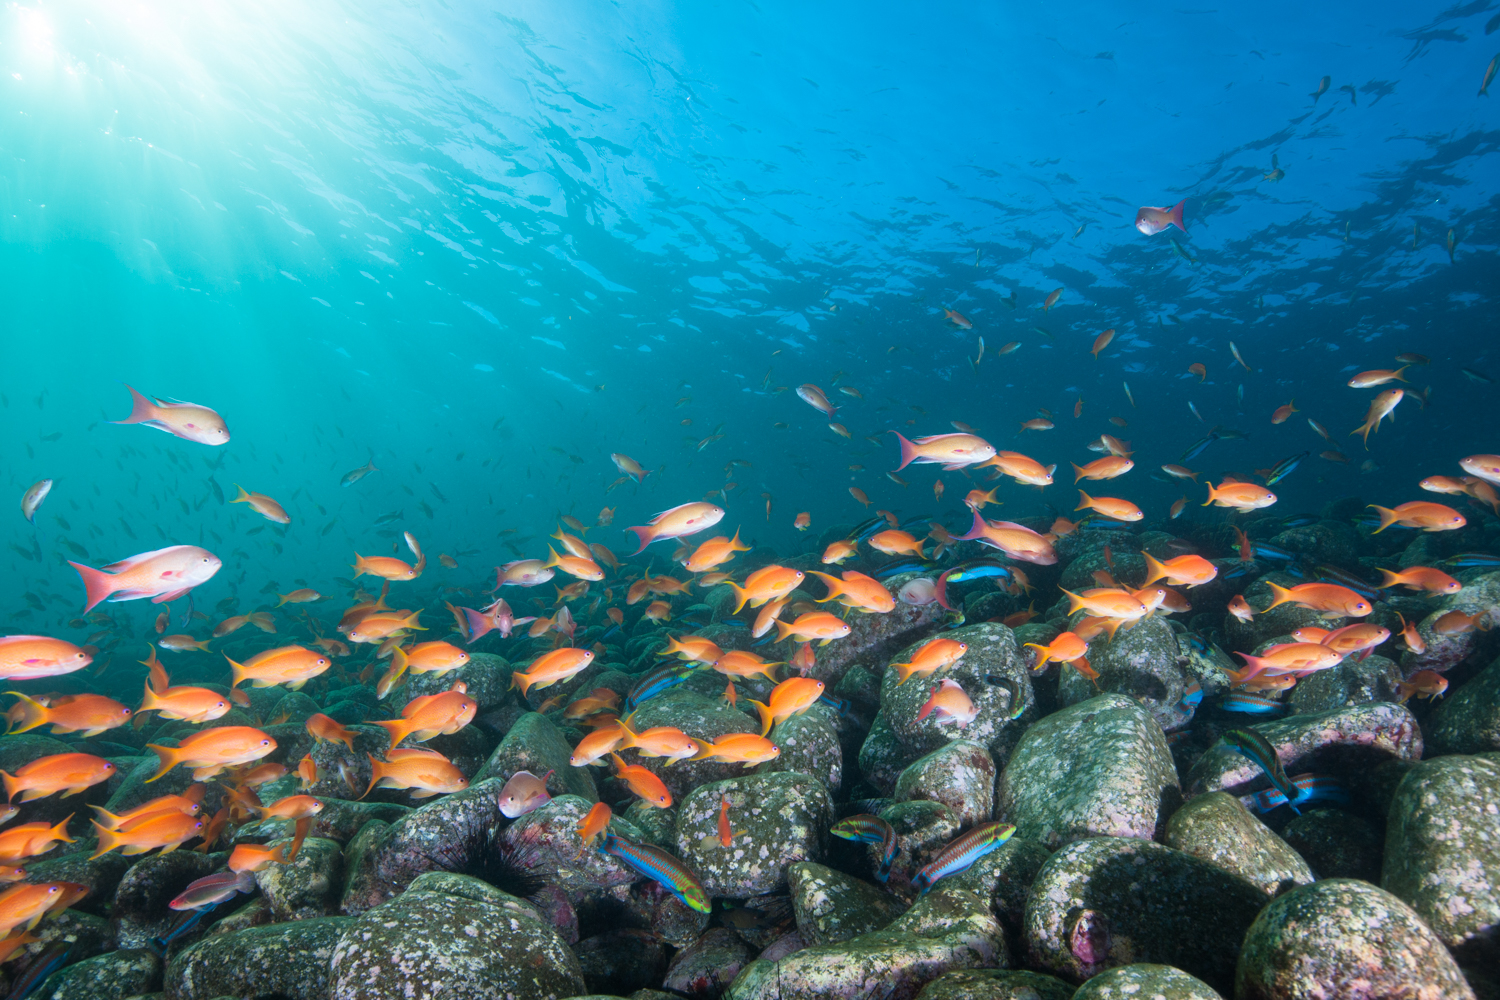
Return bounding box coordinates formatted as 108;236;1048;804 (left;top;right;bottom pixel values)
1090;329;1115;359
688;732;780;765
849;487;871;507
1350;388;1403;449
684;530;752;573
869;530;927;558
1368;502;1465;533
718;795;734;847
794;512;811;531
749;677;824;735
391;641;469;677
915;679;978;726
576;801;612;857
751;597;791;638
4;693;130;737
227;646;330;691
298;755;319;790
1376;566;1460;594
1397;613;1426;654
90;788;203;832
376;682;477;747
821;540;858;564
511;647;594;696
773;612;851;645
1347;366;1408;388
616;717;700;762
1396;670;1448;703
1142;553;1218;587
275;589;323;606
1043;287;1063;310
230;486;291;524
544;546;605;582
1271;400;1298;424
1228;595;1255;622
810;571;895;613
0;882;88;937
608;753;672;808
1263;581;1371;618
711;650;783;684
1188;363;1206;382
1075;491;1143;522
980;451;1055;487
570;723;627;767
890;638;968;686
145;727;276;782
90;811;203;859
306;713;359;750
352;553;422;582
1;754;114;803
0;817;74;864
363;748;468;799
1024;632;1089;669
1072;457;1133;482
728;565;805;614
227;842;290;873
660;635;724;664
1204;481;1277;511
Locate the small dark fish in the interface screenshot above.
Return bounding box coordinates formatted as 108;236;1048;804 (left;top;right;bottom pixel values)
1180;432;1220;463
1265;452;1308;487
6;943;70;1000
1462;368;1493;384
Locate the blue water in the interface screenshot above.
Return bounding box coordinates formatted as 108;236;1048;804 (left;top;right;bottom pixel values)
2;1;1497;641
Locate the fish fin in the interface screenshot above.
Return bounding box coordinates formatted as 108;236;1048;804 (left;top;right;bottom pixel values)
68;561;118;614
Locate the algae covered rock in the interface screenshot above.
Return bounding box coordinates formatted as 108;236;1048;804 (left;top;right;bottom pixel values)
1382;754;1500;964
163;915;352;1000
892;739;996;827
1424;655;1500;755
915;969;1077;1000
1073;964;1222;1000
1055;617;1189;732
995;694;1179;848
787;861;903;946
1023;837;1266;992
329;872;586;1000
725;886;1006;1000
676;771;832;897
879;623;1033;766
255;836;343;920
662;927;754;1000
1234;878;1474;1000
1278;808;1382;882
1164;792;1314;896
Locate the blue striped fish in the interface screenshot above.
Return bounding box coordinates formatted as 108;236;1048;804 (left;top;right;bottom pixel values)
626;662;698;710
1219;692;1286;716
1244;773;1348;813
830;814;898;882
1444;552;1500;569
599;833;710;913
912;821;1015;894
1222;728;1300;814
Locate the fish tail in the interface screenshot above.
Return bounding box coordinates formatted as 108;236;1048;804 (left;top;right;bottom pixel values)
52;814;75;843
689;740;717;762
1375;568;1402;589
361;755;385;800
111;384;159;426
1367;505;1397;534
0;771;16;803
809;571;843;603
68;561;118;614
2;692;48;735
1201;483;1217;507
1075;490;1092;512
225;656;246;689
1071;463;1087;484
89;820;123;859
510;671;532;695
144;743;180;782
892;662;917;686
890;431;919;472
727;582;753;615
1264;581;1294;610
773;618;795;643
1022;643;1052;669
231;484;251;504
1060;587;1087;616
390;645;409;677
1141;552;1168;587
615;714;639;749
624;525;655;557
758;662;782;684
88;803;127;829
749;699;773;737
374;719;411;749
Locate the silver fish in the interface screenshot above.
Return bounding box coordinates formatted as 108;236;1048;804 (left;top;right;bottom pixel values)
498;769;554;818
20;479;52;524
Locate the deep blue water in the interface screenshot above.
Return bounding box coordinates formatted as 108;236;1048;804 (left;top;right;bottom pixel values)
2;1;1497;648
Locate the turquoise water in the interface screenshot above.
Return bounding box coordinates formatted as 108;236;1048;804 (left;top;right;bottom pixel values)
2;0;1497;635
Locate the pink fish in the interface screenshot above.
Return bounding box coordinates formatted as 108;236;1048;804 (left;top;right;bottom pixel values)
1134;200;1186;236
623;502;725;555
111;385;229;446
458;598;535;642
69;546;222;613
795;385;838;418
